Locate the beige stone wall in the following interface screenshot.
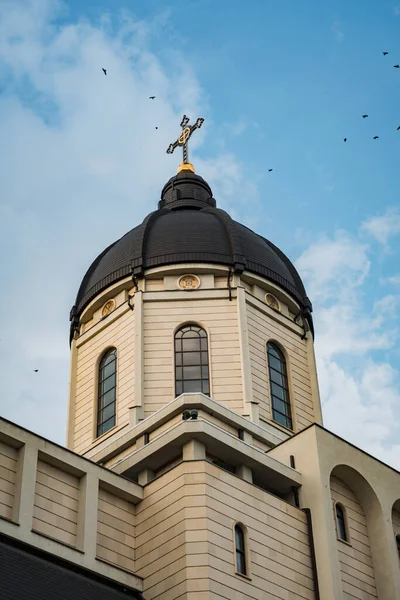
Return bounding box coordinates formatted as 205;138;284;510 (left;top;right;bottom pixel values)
0;418;143;593
96;486;135;572
135;459;315;599
135;461;209;599
33;460;80;547
204;460;315;599
0;440;18;520
73;307;134;453
143;296;242;418
145;279;164;292
330;475;378;599
246;298;315;431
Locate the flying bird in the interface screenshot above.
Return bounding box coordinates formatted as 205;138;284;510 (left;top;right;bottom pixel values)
383;52;388;56
343;138;347;142
373;136;379;139
102;68;107;76
362;115;368;119
397;126;400;131
394;65;400;68
268;169;273;172
149;96;156;99
34;369;39;373
155;127;158;130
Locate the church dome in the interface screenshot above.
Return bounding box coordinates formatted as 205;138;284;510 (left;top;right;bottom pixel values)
70;170;313;335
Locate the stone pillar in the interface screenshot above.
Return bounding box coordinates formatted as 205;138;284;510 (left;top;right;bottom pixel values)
236;464;253;483
13;444;38;530
237;286;259;423
138;469;155;485
77;472;99;562
130;289;144;425
66;337;78;449
183;439;206;461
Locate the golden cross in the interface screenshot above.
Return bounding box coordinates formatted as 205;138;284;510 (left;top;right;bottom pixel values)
166;114;204;164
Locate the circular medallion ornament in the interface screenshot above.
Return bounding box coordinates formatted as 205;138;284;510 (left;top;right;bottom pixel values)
265;293;280;311
178;126;191;145
101;299;116;317
178;274;200;290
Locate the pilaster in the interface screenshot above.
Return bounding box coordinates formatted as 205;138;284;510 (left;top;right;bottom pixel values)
237;286;259;423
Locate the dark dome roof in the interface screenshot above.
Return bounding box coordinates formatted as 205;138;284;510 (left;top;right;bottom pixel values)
70;171;312;338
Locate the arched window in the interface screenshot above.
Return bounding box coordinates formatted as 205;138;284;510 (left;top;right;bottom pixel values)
267;342;292;429
234;524;247;575
335;503;348;542
396;535;400;559
175;324;209;396
97;348;117;437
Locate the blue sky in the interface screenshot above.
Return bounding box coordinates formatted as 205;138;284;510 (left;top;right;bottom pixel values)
0;0;399;466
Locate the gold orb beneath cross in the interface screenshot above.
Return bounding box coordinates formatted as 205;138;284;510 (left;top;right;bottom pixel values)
177;162;195;173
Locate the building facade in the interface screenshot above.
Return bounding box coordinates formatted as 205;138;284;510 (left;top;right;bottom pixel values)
1;162;400;599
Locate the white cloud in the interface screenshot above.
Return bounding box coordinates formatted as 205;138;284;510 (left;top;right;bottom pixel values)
296;231;370;302
0;0;255;444
319;359;400;469
385;274;400;285
362;209;400;245
297;228;400;469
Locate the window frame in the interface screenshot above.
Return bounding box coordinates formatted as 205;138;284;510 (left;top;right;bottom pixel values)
96;348;117;439
233;523;250;579
396;534;400;561
266;342;293;430
174;323;210;397
334;502;350;544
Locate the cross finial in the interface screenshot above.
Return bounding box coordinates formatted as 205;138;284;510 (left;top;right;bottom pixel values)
166;114;204;173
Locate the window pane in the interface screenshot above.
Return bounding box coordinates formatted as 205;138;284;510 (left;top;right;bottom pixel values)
182;337;201;352
235;527;245;551
269;368;286;387
175;367;183;381
100;360;116;381
336;506;347;541
100;374;116;395
236;551;245;574
337;517;346;540
202;366;209;379
271;397;289;416
98;415;115;436
182;352;201;366
98;388;115;410
182;330;199;338
102;351;116;366
100;403;115;423
201;351;209;365
200;338;208;351
267;344;282;360
183;380;202;392
176;381;182;395
270;382;288;402
176;353;182;366
183;366;202;380
175;339;182;352
202;381;210;395
268;355;284;373
273;410;291;429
